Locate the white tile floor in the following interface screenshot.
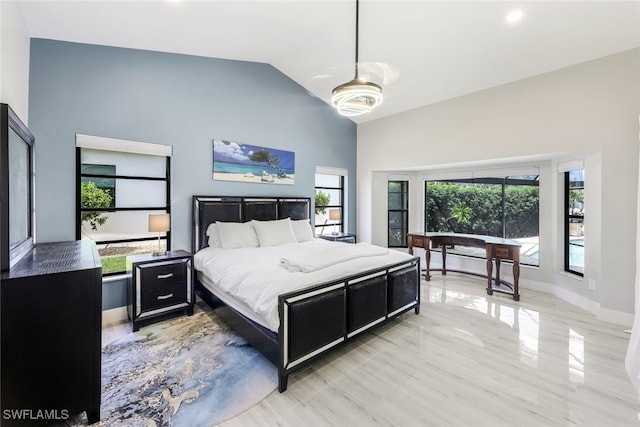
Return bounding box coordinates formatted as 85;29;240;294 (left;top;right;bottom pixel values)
221;274;640;427
101;275;640;426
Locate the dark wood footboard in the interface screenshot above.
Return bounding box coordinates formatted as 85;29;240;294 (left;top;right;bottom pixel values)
192;195;421;393
277;256;420;392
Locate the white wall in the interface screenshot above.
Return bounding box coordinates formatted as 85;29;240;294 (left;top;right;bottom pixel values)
0;1;30;122
358;48;640;325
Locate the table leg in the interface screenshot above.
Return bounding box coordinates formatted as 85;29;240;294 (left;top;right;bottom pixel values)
512;261;520;301
425;242;431;281
486;257;494;295
441;244;447;275
495;258;501;287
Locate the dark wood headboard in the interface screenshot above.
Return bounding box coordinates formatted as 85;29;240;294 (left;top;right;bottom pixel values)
192;196;311;253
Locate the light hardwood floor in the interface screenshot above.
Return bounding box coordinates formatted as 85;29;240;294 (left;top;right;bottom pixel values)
219;274;640;427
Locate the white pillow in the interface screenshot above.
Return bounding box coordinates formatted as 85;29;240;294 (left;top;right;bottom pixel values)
291;219;314;242
205;223;222;248
251;218;297;247
216;221;259;249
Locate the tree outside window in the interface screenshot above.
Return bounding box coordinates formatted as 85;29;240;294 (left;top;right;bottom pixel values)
425;177;540;266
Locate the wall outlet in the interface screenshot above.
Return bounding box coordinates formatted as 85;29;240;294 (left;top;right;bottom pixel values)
588;278;597;291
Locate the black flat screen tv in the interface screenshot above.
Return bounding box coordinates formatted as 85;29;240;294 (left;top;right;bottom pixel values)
1;103;35;271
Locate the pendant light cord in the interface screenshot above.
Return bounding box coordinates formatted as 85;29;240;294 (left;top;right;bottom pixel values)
354;0;359;79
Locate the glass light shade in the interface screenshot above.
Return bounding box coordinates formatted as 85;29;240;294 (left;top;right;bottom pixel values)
331;78;383;117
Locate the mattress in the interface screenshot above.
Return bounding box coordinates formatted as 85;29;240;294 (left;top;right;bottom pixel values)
197;270;273;330
194;239;414;332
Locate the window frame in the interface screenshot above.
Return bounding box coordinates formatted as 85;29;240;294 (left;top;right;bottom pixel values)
424;175;540;267
564;170;584;277
314;172;345;236
388;180;409;248
76;147;171;276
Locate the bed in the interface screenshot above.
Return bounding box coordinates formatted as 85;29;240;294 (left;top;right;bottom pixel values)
192;195;421;392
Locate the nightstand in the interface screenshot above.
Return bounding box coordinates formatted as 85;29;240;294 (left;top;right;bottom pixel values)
319;232;356;244
127;250;194;331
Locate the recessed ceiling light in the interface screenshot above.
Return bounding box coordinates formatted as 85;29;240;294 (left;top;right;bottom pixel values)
506;9;523;23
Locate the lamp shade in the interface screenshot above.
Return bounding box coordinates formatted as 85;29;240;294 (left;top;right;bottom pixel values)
148;213;170;233
329;209;341;221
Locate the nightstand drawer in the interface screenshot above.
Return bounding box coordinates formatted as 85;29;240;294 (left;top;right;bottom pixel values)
139;260;187;289
141;283;188;312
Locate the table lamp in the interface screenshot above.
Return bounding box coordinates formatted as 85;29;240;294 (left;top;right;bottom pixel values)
148;213;170;256
329;209;341;235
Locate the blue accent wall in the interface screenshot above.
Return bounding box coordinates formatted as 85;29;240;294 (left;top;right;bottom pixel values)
28;39;356;310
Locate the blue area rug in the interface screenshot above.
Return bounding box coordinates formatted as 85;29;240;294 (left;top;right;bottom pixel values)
92;303;277;426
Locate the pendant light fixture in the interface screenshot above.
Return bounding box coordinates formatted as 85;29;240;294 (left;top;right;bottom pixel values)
331;0;383;117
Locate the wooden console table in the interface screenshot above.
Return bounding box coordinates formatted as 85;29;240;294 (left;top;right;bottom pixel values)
407;232;521;300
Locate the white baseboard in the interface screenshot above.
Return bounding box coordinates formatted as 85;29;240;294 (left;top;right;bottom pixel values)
598;307;635;327
521;279;633;328
102;306;128;328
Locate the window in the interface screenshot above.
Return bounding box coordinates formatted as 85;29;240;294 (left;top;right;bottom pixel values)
565;169;584;276
314;167;346;236
388;181;408;247
76;135;172;276
81;164;115;207
424;175;540;266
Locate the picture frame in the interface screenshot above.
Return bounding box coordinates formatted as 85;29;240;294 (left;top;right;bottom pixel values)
212;139;295;185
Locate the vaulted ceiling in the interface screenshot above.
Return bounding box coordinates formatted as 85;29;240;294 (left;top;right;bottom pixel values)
16;1;640;123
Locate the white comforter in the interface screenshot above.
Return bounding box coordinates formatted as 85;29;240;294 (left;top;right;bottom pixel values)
279;242;389;272
194;239;414;331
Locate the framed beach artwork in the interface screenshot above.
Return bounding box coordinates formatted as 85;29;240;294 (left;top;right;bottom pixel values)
212;139;295;185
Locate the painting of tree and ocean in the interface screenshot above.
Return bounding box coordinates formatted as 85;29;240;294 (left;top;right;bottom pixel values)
212;139;295;185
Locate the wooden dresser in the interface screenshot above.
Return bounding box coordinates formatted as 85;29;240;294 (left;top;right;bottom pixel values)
0;241;102;425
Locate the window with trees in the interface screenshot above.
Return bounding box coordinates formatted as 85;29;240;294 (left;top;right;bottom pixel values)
425;176;540;266
81;164;115;207
76;135;172;276
314;167;346;236
388;181;408;247
565;169;584;276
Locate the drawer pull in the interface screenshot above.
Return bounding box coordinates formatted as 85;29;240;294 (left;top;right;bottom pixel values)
157;273;174;280
157;293;174;300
